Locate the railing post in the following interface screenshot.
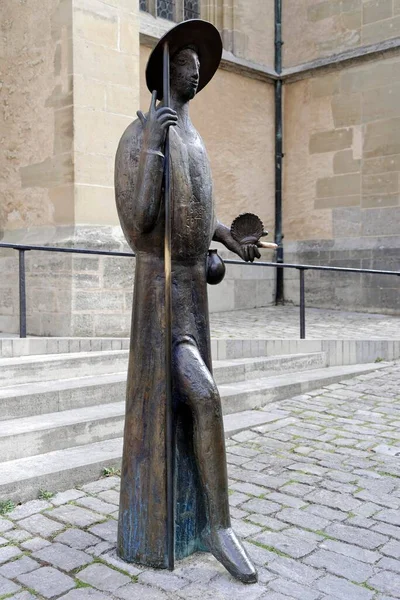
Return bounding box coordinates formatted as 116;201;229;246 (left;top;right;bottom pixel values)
18;249;27;338
299;267;306;339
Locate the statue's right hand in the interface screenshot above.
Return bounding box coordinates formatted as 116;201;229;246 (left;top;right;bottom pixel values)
137;90;178;152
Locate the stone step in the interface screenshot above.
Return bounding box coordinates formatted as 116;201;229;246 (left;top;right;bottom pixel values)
0;350;129;385
2;336;399;367
0;409;290;503
0;402;125;462
218;362;389;415
0;362;387;461
0;337;129;359
0;438;123;503
0;353;326;420
0;373;126;421
215;352;326;384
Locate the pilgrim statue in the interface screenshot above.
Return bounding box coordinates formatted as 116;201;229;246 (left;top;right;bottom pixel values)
115;19;276;584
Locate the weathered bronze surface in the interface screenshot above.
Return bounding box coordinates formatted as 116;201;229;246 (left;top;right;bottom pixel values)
114;19;273;584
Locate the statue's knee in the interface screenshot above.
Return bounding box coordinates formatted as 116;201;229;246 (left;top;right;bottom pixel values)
173;340;221;414
173;339;197;368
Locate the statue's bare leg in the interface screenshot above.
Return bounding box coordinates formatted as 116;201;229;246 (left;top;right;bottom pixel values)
173;339;257;584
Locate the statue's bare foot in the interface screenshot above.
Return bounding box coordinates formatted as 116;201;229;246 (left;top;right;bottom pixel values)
206;528;258;584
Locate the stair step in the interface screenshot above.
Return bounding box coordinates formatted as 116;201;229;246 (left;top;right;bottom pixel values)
0;373;127;421
214;352;326;384
219;362;389;415
0;352;326;420
0;409;289;502
0;350;129;385
0;402;125;462
0;362;387;461
0;438;124;502
0;337;129;359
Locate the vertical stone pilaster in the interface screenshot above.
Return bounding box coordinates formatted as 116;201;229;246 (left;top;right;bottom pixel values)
64;0;141;335
201;0;275;67
72;0;140;227
201;0;235;53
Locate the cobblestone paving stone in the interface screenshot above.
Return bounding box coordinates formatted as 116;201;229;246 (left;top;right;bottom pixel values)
209;307;400;339
0;363;400;598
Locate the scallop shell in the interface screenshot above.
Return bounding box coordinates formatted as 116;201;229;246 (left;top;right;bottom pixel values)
230;213;266;245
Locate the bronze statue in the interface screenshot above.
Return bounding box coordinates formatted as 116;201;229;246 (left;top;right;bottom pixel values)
115;19;275;584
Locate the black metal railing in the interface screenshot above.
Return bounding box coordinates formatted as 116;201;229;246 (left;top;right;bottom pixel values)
0;242;399;339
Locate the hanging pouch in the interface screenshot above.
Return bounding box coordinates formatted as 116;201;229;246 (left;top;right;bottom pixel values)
206;249;226;285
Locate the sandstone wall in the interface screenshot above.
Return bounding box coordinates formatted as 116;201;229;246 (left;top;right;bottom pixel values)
73;0;140;226
230;0;275;68
0;4;276;336
2;0;399;334
0;0;140;239
0;0;74;236
283;55;400;313
0;0;73;334
0;0;141;336
283;0;400;68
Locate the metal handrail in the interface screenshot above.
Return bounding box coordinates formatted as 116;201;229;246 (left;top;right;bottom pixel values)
222;258;400;276
1;242;399;339
0;242;135;257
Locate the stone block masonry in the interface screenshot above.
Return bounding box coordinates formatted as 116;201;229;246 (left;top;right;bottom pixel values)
0;0;141;237
283;52;400;315
283;0;400;68
0;0;278;337
0;235;276;336
284;237;400;315
0;230;135;337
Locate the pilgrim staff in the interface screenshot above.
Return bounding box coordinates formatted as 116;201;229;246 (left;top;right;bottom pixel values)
162;40;175;572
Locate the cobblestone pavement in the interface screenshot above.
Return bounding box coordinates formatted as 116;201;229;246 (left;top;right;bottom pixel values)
1;362;400;599
2;307;399;342
210;306;400;340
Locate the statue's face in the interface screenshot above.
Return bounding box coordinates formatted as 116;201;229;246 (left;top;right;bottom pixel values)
170;47;200;101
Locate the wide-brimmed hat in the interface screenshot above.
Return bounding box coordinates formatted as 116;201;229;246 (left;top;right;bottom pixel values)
146;19;223;100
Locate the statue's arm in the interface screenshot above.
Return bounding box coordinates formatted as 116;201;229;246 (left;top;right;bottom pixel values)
133;92;177;233
213;221;261;263
115;91;177;236
132;140;165;234
213;221;241;254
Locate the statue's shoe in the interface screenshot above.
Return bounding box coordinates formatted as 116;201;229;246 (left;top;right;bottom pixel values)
206;527;258;584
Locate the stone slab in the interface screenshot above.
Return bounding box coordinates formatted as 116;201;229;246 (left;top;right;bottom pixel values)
17;567;75;599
